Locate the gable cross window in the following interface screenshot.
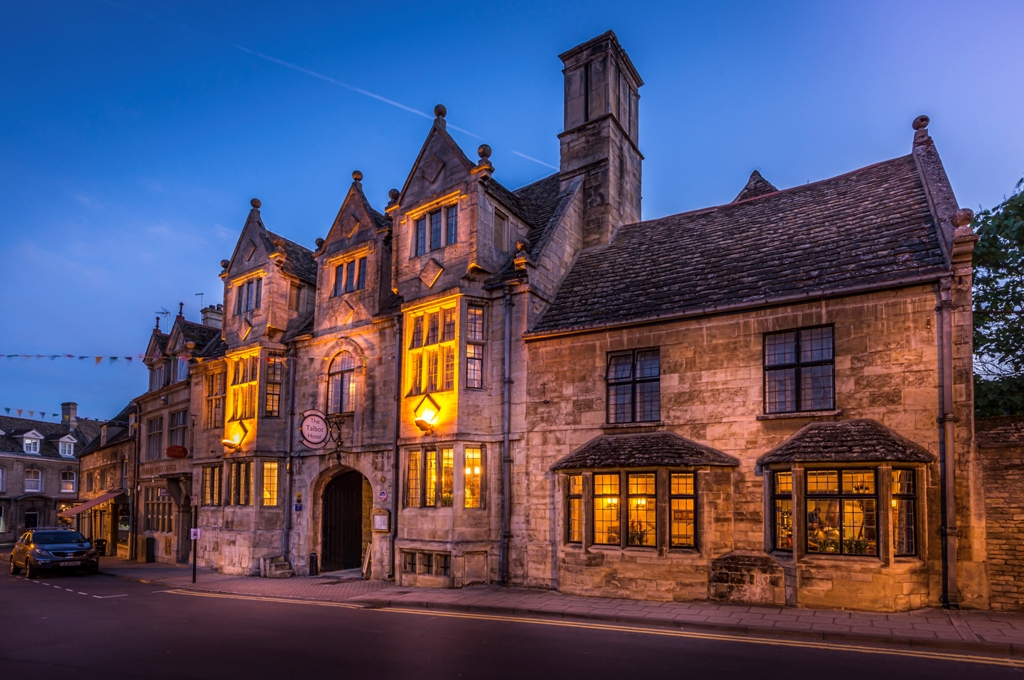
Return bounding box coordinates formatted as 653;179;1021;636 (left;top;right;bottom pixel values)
235;278;262;314
606;349;661;424
764;326;835;414
334;257;367;296
414;206;459;257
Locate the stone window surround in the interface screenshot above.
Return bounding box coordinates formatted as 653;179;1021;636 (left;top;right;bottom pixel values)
762;463;927;566
559;467;705;556
405;301;459;397
762;324;836;415
403;443;487;511
405;191;462;260
605;348;661;425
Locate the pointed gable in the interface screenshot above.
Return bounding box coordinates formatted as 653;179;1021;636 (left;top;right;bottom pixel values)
733;170;778;202
397;108;475;209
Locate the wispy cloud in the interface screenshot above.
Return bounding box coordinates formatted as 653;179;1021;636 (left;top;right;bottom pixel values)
95;0;556;169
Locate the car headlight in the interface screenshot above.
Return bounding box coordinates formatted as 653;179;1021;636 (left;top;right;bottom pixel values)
32;548;53;557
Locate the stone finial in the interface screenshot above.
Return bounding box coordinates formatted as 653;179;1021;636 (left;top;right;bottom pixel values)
315;237;325;248
912;115;931;146
177;302;184;318
473;144;494;176
478;144;492;160
388;188;400;202
912;115;930;131
352;170;363;182
251;198;261;209
154;316;160;330
434;104;447;118
952;208;974;228
220;259;230;269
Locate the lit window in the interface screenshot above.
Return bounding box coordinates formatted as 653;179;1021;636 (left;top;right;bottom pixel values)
408;448;454;509
202;466;222;506
228;461;253;506
425;448;437;508
441;448;454;507
25;469;42;493
893;469;916;556
771;471;793;551
327;352;356;414
407;307;457;395
764;326;834;414
61;471;77;494
466;344;483;389
230;355;259;420
593;474;620;545
406;450;421;508
265;356;284;418
670;473;696;548
627;473;656;547
262;461;279;507
442;347;455;391
566;474;582;543
23;438;40;454
806;469;877;556
205;370;226;429
465;447;483;509
606;349;660;424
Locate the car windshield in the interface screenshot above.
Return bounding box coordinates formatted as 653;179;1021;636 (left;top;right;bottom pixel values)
32;531;87;544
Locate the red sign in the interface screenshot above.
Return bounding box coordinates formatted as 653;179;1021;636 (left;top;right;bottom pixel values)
165;445;189;459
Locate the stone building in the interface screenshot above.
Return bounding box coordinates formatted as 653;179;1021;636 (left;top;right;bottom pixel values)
69;403;136;557
143;31;996;611
0;403;100;542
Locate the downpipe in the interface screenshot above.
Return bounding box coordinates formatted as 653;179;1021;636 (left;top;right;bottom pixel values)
937;281;959;609
499;285;514;584
390;315;403;580
283;345;297;565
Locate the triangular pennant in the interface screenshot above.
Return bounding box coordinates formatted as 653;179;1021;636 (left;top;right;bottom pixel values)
17;409;22;416
95;357;102;365
28;411;34;417
3;407;9;414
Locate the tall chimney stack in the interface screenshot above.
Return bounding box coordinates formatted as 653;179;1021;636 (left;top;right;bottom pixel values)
558;30;643;248
201;304;224;329
61;402;78;429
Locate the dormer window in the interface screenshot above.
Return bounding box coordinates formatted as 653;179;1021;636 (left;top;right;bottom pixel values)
413;206;458;257
333;257;367;296
59;442;74;458
149;362;167;392
235;278;263;314
170;357;189;383
23;438;40;454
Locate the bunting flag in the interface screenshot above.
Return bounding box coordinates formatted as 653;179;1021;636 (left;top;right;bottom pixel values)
3;353;144;363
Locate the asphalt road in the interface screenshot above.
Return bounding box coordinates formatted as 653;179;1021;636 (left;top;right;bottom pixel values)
1;567;1021;679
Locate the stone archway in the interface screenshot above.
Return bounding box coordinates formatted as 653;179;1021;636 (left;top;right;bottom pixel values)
320;470;371;572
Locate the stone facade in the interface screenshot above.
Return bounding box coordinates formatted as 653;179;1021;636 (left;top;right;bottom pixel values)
73;404;135;556
977;416;1024;610
124;31;1000;613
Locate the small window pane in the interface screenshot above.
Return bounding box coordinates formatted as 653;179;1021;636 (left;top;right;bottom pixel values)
425;450;437;507
628;473;655;495
774;499;793;550
607;384;632;424
407;450;421;507
446;206;458;245
627;498;656;546
465;448;482;509
842;470;875;494
426;312;439;346
893;499;916;556
636;381;660;422
593;474;620;546
800;327;834;362
635;350;660;378
774;471;792;495
441;308;456;342
800;365;834;410
568;474;582;496
766;368;796;413
892;469;914;496
670;473;694;496
807;499;841;553
467;307;484;341
567;498;582;543
440;448;454;507
430;211;442;251
671;499;695;548
410;316;423;349
765;332;797;366
806;471;839;494
842;499;877;555
606;354;633;381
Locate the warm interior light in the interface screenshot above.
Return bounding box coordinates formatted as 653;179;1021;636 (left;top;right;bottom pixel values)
413;395;441;434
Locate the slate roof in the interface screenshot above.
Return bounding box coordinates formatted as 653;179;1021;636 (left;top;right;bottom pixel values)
198;334;227;359
530;154;950;335
0;415;101;460
177;319;220;349
551;431;739;470
152;332;169;354
266;230;318;285
756;419;935;465
976;416;1024;447
77;403;136;458
733;170;778;202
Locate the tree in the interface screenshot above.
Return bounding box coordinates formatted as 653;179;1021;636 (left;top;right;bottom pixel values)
973;177;1024;416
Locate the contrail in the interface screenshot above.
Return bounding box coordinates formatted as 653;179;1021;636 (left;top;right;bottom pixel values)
96;0;556;168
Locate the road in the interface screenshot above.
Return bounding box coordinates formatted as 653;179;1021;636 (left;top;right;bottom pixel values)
1;567;1020;679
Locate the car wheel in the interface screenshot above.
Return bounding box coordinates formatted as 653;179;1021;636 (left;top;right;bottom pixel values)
25;559;37;580
9;555;21;575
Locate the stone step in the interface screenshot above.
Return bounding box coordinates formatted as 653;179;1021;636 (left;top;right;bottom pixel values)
267;561;293;579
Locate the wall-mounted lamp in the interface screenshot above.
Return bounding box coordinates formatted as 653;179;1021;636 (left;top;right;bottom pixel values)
413;395;440;434
221;421;249;452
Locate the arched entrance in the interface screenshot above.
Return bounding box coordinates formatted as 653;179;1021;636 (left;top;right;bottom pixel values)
321;470;371;572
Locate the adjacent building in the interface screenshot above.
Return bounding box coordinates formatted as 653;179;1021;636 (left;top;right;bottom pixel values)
0;403;100;542
124;31;1001;611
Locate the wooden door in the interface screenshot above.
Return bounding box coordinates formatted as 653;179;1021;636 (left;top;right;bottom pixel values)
321;471;363;572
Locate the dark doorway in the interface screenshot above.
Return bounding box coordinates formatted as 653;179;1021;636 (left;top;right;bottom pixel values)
321;471;365;572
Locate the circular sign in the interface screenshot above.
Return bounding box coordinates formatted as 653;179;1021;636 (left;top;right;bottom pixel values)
300;410;329;449
165;445;189;459
378;490;388;502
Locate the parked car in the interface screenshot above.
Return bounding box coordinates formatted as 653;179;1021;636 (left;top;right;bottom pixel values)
9;528;99;578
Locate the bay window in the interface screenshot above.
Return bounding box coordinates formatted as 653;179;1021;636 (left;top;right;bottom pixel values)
806;469;877;556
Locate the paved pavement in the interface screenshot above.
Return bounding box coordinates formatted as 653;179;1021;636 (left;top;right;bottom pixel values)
7;570;1021;679
87;555;1024;658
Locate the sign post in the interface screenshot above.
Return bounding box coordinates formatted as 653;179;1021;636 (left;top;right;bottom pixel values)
190;497;199;584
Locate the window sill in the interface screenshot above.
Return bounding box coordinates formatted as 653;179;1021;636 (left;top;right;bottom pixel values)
756;409;842;421
601;421;664;433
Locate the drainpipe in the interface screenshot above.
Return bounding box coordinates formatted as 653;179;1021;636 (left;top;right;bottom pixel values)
283;345;297;564
499;285;514;584
390;314;403;580
936;279;959;608
130;406;141;560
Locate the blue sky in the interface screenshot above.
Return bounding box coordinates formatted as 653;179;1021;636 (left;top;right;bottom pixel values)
1;0;1022;421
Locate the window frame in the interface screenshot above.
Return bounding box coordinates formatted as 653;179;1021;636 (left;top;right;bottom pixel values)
669;472;698;549
168;409;188;448
262;461;279;507
892;468;917;557
407;306;458;396
605;349;661;424
146;416;163;460
771;471;794;552
406;446;455;509
565;473;583;543
265;356;284;418
201;465;223;506
205;370;226;429
327;352;357;415
805;468;879;557
464;446;484;509
763;324;835;414
24;469;42;493
23;438;40;455
60;471;77;494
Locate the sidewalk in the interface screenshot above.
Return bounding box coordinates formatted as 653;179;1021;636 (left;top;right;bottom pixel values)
97;557;1024;657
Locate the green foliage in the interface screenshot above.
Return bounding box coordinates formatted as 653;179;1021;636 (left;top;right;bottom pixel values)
975;374;1024;417
973;177;1024;380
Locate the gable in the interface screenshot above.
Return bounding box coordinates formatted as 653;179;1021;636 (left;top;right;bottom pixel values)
321;182;382;259
397;121;475;209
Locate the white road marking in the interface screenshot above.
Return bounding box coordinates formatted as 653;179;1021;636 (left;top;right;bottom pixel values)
65;588;74;592
92;594;128;599
78;592;88;595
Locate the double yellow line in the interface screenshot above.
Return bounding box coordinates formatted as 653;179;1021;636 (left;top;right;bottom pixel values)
162;589;1024;668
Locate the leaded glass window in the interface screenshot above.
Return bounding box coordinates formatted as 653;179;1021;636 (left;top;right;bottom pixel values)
606;349;660;424
764;326;835;413
627;473;656;547
806;469;877;556
893;469;916;556
670;473;696;548
772;471;793;551
593;473;620;545
566;474;582;543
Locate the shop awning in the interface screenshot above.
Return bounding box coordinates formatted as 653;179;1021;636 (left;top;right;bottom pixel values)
59;490;125;517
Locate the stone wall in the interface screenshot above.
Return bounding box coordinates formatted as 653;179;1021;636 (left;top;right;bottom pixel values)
977;416;1024;610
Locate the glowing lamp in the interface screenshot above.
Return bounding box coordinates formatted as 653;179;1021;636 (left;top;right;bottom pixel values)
413;395;441;434
222;421;248;451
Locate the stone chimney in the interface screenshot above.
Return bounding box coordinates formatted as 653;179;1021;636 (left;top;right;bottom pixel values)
201;304;224;329
61;402;78;429
558;30;643;248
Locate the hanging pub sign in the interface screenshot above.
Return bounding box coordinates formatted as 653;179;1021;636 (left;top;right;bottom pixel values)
300;410;329;449
165;445;189;459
